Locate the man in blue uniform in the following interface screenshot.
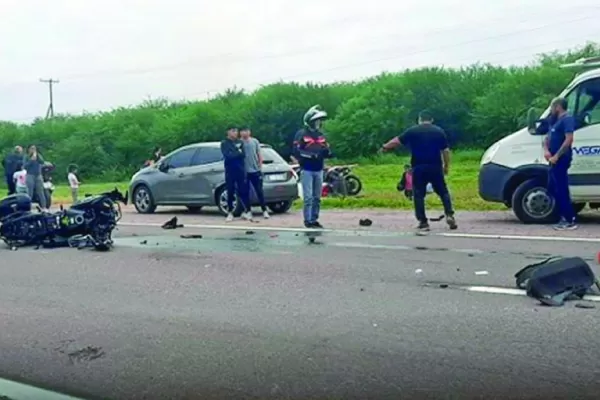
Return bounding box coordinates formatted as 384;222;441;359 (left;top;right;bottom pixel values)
544;97;577;231
381;110;457;232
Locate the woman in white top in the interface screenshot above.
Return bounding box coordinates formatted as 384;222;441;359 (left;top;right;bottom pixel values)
12;162;28;195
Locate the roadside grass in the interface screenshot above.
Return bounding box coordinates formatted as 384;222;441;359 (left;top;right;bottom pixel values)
1;151;505;211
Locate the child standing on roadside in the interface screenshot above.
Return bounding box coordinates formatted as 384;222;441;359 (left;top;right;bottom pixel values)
67;164;80;203
12;163;28;195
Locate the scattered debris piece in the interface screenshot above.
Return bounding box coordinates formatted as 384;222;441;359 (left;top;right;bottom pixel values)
429;214;445;222
359;218;372;227
372;323;378;327
575;303;595;309
67;346;105;363
456;268;461;272
467;254;474;257
204;264;211;268
269;233;279;238
439;284;448;288
245;230;255;235
162;217;184;230
180;234;203;239
414;269;423;274
475;271;489;276
140;240;148;245
360;288;365;292
415;246;427;251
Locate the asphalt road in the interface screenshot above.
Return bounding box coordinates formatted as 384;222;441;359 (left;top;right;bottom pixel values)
1;222;600;400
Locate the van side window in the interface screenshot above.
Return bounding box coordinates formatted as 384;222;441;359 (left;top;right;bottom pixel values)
573;78;600;127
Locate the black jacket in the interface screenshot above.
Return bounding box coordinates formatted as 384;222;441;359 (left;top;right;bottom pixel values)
292;129;332;172
220;138;245;171
2;153;25;176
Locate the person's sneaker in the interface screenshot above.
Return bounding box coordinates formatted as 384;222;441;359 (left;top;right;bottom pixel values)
263;210;270;219
553;220;578;231
417;221;430;231
242;211;253;221
446;215;458;230
304;221;315;228
225;213;234;222
312;221;324;229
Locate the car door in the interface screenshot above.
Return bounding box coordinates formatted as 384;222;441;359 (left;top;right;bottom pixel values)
154;147;197;203
566;77;600;199
185;147;225;204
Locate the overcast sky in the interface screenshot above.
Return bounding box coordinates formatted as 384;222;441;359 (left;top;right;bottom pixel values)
0;0;599;122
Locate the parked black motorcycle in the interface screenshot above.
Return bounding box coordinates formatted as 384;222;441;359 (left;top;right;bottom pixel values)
0;188;127;251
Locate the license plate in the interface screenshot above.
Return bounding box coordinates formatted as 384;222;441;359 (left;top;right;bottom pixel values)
266;173;287;182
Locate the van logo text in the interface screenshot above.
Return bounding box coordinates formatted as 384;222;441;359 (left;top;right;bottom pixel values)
573;146;600;156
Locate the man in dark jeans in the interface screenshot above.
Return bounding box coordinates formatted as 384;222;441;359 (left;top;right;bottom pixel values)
220;127;252;222
240;127;270;219
2;145;24;195
380;110;457;231
543;97;577;231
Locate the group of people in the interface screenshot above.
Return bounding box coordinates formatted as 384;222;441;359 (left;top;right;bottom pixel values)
291;105;457;231
220;127;271;222
222;105;459;231
2;145;81;209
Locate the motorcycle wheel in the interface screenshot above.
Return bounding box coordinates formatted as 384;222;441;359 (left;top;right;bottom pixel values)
345;174;362;196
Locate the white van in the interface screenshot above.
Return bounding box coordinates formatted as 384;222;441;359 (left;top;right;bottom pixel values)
479;56;600;224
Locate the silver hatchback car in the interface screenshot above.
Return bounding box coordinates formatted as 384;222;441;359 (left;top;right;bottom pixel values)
129;142;299;215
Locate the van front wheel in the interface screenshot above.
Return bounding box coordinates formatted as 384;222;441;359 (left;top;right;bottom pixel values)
511;179;559;224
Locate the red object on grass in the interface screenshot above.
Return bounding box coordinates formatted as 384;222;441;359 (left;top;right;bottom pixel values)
321;184;330;197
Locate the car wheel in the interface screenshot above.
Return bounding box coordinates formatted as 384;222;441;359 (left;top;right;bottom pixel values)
268;200;293;214
511;178;558;224
133;184;157;214
345;174;362;196
216;186;243;217
187;206;203;213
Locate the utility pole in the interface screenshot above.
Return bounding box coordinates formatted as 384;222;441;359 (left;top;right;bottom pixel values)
39;78;59;118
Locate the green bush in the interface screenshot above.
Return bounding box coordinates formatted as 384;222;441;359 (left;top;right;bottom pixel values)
1;42;598;183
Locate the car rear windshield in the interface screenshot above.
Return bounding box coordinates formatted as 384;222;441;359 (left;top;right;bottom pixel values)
260;147;286;164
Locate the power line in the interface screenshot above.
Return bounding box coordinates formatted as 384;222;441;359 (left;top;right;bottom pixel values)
39;78;59;119
11;5;599;84
178;16;600;99
7;35;596;123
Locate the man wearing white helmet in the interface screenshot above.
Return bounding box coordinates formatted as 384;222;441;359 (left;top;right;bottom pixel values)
293;105;333;228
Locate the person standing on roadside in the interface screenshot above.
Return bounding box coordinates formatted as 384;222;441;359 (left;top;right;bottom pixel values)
380;110;457;232
220;127;252;222
240;127;269;219
544;97;577;231
2;145;24;195
24;145;48;210
293;105;332;228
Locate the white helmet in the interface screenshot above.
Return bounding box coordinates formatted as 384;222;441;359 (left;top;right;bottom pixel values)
303;105;327;128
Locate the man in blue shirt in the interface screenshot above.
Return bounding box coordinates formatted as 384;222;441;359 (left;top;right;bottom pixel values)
380;110;457;232
544;97;577;230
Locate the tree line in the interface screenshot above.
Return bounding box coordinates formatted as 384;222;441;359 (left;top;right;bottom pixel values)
1;42;598;182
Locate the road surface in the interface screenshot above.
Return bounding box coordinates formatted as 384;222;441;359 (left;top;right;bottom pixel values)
1;211;600;399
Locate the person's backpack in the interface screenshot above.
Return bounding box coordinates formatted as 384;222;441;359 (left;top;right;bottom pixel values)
514;256;598;306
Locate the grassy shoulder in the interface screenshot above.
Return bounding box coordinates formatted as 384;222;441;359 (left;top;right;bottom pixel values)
6;151;505;211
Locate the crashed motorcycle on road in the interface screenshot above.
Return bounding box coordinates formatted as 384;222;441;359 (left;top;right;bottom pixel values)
0;188;127;251
291;164;363;197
